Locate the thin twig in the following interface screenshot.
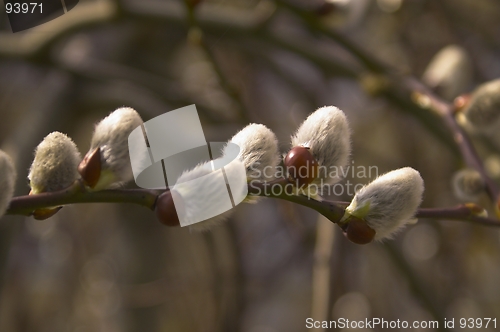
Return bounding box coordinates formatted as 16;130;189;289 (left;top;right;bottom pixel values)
7;179;500;228
6;181;160;216
406;78;500;201
416;206;500;227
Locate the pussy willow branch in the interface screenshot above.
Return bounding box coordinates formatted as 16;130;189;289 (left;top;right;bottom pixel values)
6;180;500;228
247;179;500;227
276;0;499;204
1;0;498;219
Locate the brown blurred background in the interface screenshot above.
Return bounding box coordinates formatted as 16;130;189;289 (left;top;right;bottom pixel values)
0;0;500;331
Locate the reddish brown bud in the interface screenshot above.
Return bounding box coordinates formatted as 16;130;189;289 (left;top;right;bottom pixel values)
32;207;63;220
284;146;319;187
343;217;376;245
78;147;101;188
155;190;184;227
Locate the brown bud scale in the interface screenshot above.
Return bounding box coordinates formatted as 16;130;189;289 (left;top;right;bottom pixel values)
78;147;102;188
343;217;376;245
32;207;63;220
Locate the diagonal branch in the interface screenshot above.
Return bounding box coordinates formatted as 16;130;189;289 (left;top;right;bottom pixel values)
273;0;499;204
407;78;500;201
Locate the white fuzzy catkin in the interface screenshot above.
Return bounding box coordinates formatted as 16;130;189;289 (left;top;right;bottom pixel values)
224;123;280;182
0;150;16;217
173;162;233;232
344;167;424;241
28;132;81;193
462;79;500;132
88;107;143;190
291;106;351;193
452;169;484;202
422;45;472;100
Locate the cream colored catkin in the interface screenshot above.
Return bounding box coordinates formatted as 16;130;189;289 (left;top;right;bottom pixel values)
291;106;351;196
87;107;143;190
344;167;424;241
29;131;81;194
224;123;280;182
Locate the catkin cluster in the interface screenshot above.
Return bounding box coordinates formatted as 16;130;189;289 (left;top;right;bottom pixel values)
21;104;426;244
29;108;143;194
26;108;144;219
156;106;425;243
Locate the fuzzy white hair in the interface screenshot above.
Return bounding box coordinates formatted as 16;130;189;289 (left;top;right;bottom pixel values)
0;150;16;217
345;167;424;241
224;123;280;182
173;161;241;232
89;107;143;190
28;132;81;193
291;106;351;194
